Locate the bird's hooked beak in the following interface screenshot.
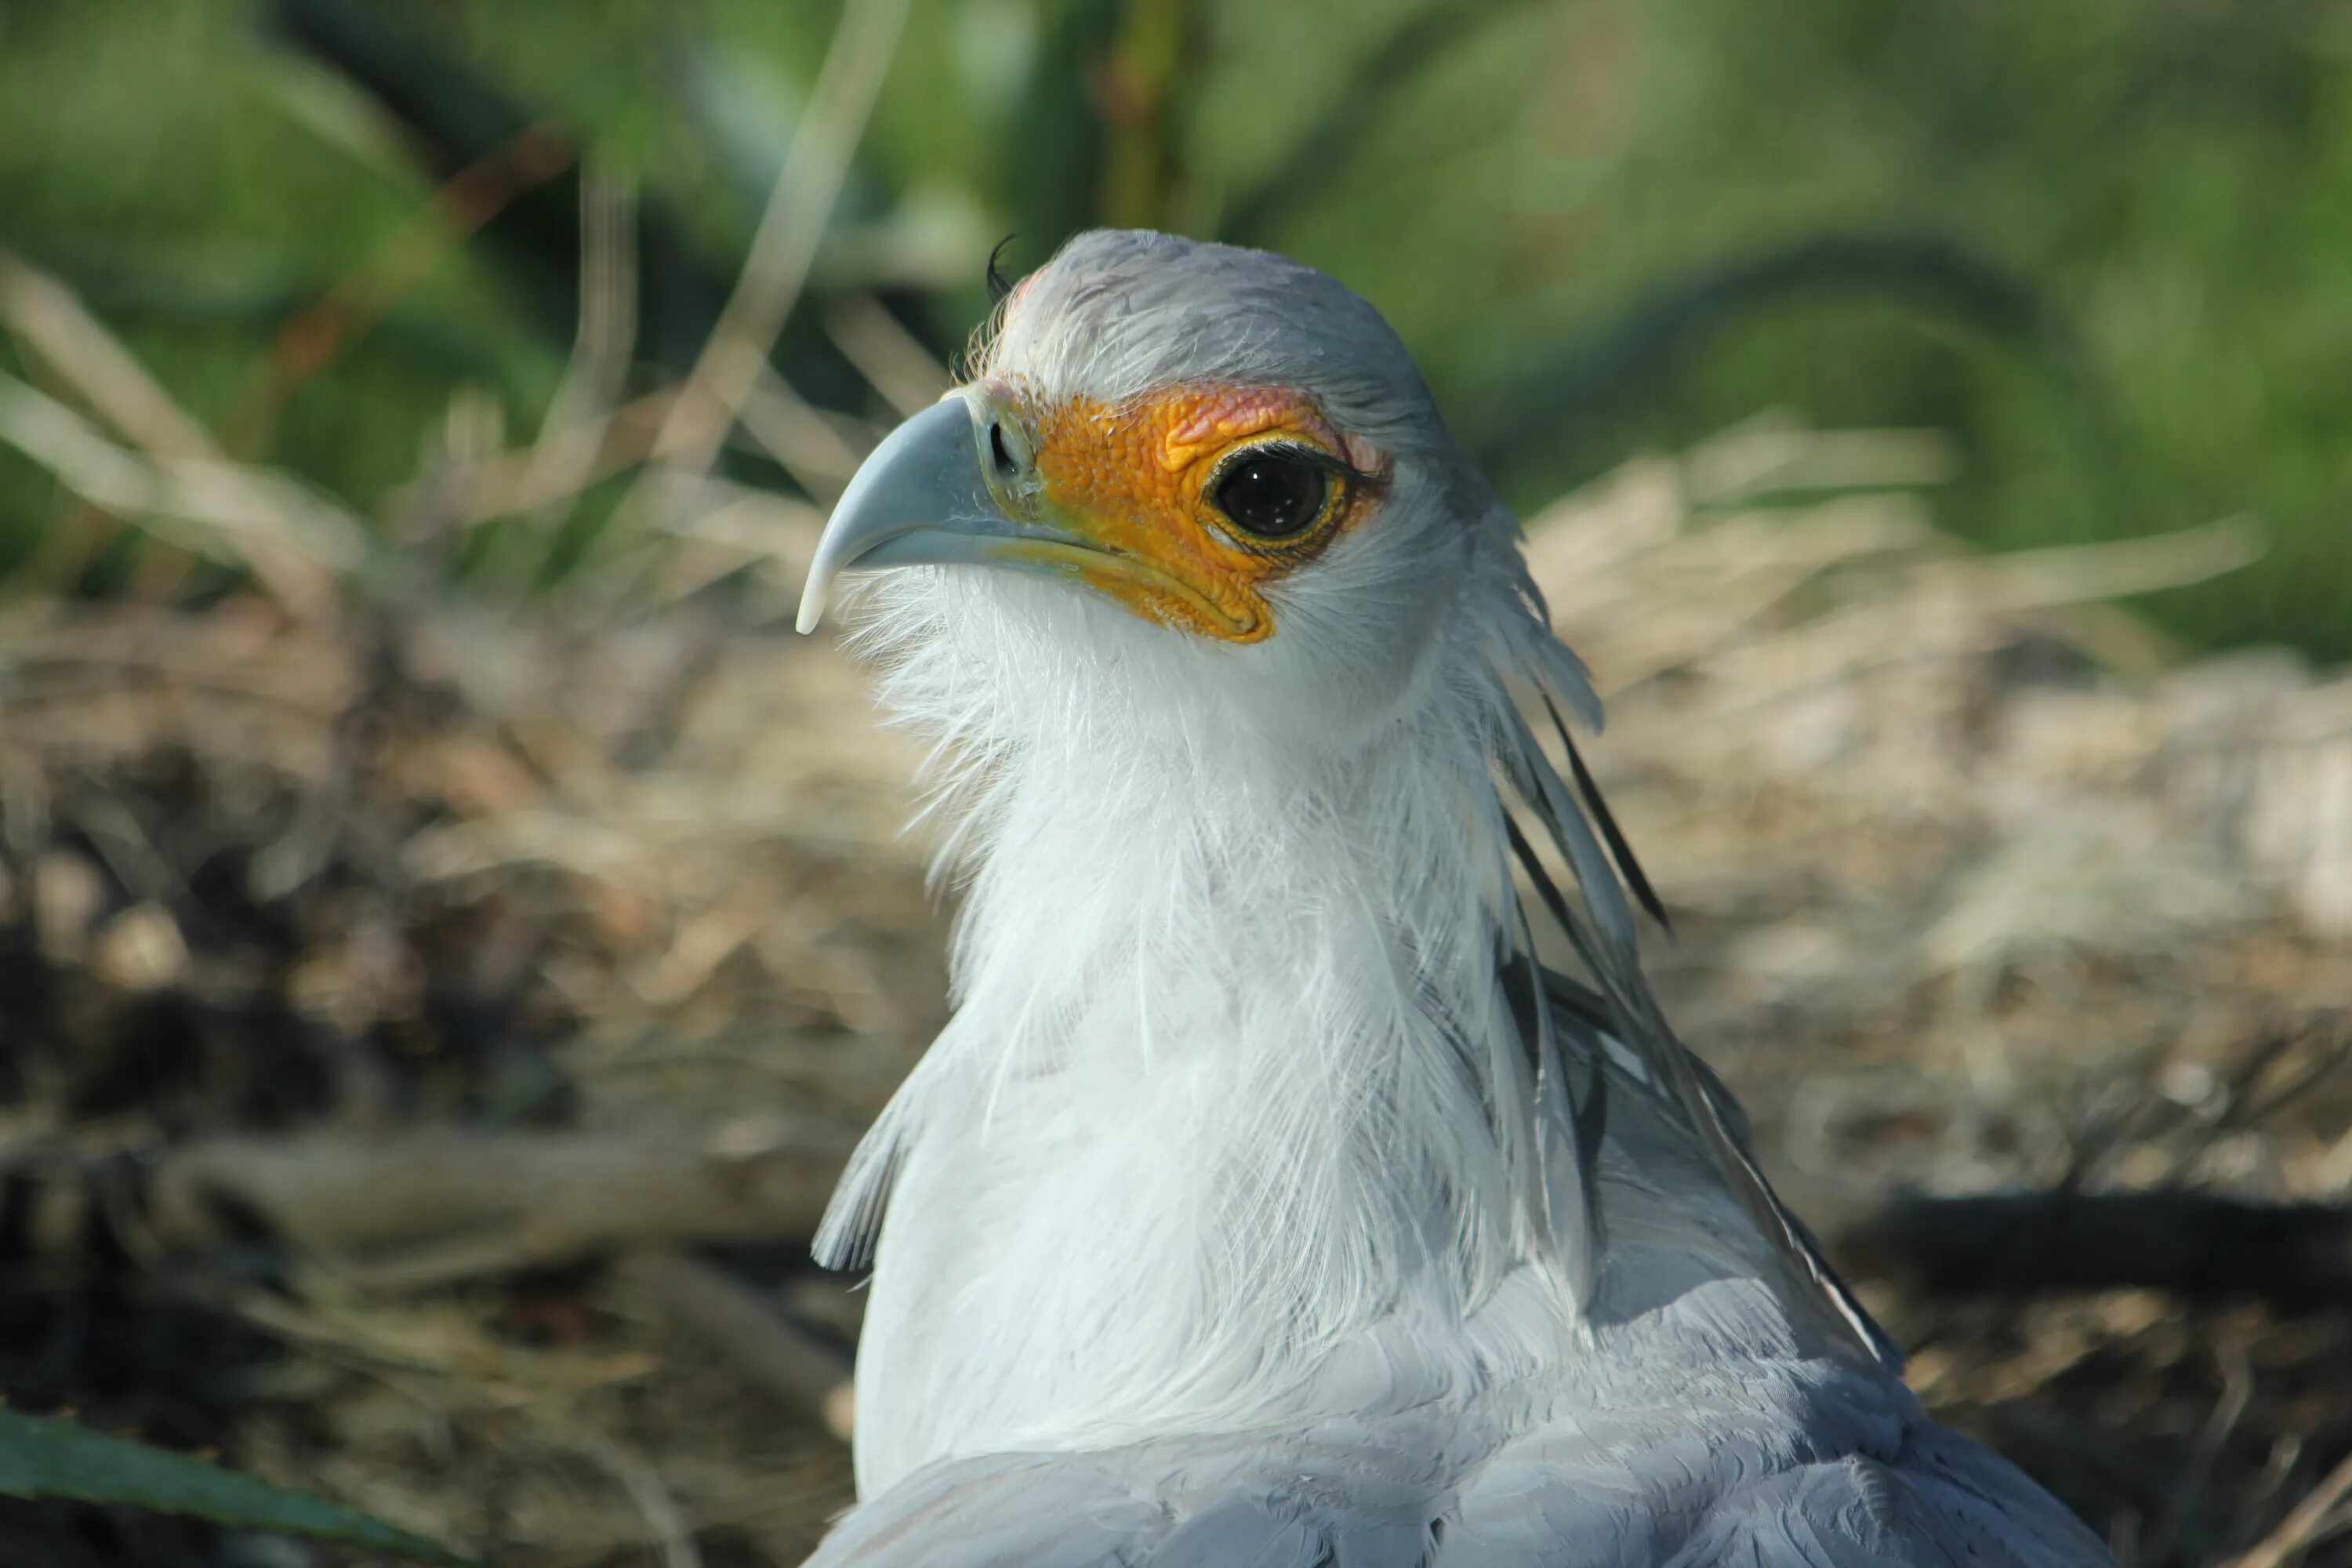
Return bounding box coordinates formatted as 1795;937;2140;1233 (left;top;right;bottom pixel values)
796;394;1030;634
796;388;1265;640
799;380;1375;641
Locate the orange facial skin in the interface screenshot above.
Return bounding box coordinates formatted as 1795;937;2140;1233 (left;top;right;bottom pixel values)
979;379;1388;643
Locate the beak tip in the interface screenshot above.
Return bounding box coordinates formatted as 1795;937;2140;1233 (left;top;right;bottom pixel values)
793;395;996;638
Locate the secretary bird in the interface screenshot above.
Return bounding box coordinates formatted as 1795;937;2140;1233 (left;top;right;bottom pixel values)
791;229;2111;1566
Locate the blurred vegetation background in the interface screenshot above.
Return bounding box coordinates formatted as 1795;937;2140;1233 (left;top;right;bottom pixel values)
3;0;2348;657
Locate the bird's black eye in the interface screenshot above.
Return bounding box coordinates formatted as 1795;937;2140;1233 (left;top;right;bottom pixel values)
1210;448;1332;541
989;419;1015;475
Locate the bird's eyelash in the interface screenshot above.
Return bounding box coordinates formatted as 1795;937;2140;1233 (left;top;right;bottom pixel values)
1227;438;1387;493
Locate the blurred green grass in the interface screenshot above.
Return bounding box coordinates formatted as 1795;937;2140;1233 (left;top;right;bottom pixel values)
4;0;2349;655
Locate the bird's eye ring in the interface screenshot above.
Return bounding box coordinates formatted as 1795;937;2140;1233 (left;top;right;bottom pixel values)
1207;444;1338;543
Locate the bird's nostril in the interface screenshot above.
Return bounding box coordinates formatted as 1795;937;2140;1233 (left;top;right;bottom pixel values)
989;421;1014;475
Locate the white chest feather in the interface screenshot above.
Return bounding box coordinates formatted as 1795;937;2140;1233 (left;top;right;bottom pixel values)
840;672;1568;1492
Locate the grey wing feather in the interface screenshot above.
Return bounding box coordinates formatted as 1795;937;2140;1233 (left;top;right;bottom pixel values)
804;1449;1415;1568
802;1452;1165;1568
805;1413;2109;1568
1664;1445;2112;1568
1150;1497;1318;1568
1157;1494;1425;1568
1435;1410;2112;1568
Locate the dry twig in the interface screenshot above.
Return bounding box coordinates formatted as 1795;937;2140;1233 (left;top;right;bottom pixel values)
635;0;912;493
619;1252;855;1443
2227;1449;2352;1568
7;1127;855;1287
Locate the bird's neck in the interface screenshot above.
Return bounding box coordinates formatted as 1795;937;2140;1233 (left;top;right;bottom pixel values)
847;672;1563;1486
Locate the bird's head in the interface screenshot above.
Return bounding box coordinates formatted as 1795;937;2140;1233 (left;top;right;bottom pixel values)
799;230;1535;749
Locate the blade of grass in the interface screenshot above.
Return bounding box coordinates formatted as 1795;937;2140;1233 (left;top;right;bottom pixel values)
0;1407;471;1566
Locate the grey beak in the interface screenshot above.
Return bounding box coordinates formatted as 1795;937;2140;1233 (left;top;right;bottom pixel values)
797;395;1023;633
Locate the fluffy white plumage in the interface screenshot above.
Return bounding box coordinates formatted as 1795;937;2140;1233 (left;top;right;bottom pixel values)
796;230;2111;1566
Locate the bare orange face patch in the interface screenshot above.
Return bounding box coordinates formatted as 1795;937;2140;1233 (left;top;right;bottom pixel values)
975;379;1387;643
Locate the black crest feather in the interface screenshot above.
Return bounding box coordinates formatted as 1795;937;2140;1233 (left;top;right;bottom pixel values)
985;234;1018;306
1545;695;1671;934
